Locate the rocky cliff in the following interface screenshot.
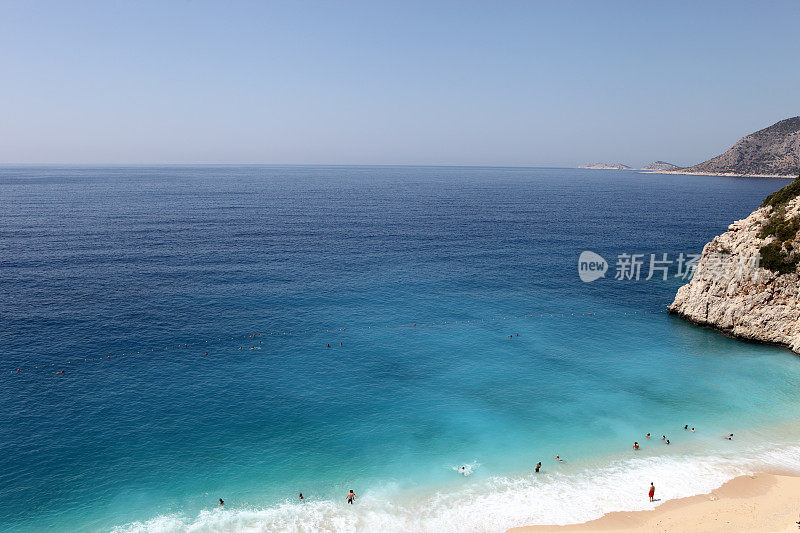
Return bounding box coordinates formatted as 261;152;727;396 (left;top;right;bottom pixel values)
680;116;800;177
669;176;800;352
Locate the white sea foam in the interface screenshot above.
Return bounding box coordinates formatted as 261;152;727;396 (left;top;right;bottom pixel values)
113;444;800;533
452;460;480;477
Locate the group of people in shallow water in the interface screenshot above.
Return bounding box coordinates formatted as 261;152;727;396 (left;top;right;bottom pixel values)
217;425;738;509
633;426;733;452
533;425;736;502
634;433;672;449
296;490;356;504
219;491;356;507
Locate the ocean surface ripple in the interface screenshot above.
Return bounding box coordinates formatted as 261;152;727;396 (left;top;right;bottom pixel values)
1;165;796;532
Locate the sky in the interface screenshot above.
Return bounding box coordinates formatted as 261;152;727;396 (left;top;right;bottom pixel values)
0;0;798;167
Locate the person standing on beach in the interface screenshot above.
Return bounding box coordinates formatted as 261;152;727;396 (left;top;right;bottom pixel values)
648;483;655;502
347;490;356;504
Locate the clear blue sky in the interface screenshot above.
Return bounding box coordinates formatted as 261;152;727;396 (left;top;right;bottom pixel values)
1;0;798;167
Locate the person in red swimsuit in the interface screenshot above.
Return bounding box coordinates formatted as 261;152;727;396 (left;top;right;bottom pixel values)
648;482;655;502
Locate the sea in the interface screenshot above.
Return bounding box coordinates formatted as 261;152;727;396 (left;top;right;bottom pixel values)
2;165;800;532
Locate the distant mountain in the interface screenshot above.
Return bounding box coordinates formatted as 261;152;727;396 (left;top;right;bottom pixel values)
681;116;800;176
641;161;681;171
579;163;632;170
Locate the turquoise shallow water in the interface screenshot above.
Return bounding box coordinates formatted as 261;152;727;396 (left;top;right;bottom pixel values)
2;166;800;532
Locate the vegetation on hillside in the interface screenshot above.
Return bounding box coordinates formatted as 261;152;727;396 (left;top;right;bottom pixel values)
759;175;800;274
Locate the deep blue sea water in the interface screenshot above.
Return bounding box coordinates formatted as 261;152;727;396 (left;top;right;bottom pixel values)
2;166;800;532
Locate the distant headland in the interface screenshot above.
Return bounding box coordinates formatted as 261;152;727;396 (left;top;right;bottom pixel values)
582;116;800;178
674;116;800;177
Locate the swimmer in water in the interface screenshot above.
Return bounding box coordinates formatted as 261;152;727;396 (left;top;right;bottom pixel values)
684;425;688;430
633;442;639;450
555;455;563;462
54;370;65;374
219;498;224;506
535;462;541;473
691;428;695;432
645;433;650;439
661;435;666;440
724;433;733;440
346;490;356;504
666;439;670;445
299;493;304;502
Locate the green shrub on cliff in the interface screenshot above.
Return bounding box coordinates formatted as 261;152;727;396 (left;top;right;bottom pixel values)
759;208;800;241
759;242;799;274
758;175;800;274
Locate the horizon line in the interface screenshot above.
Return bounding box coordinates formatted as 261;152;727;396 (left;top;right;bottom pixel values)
0;162;590;169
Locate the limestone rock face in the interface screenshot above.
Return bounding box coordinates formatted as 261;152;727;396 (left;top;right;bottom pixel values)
669;196;800;352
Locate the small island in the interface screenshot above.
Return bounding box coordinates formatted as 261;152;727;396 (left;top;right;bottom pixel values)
640;161;681;171
579;163;632;170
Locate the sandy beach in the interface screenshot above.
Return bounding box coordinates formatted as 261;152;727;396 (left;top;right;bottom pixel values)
510;473;800;533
